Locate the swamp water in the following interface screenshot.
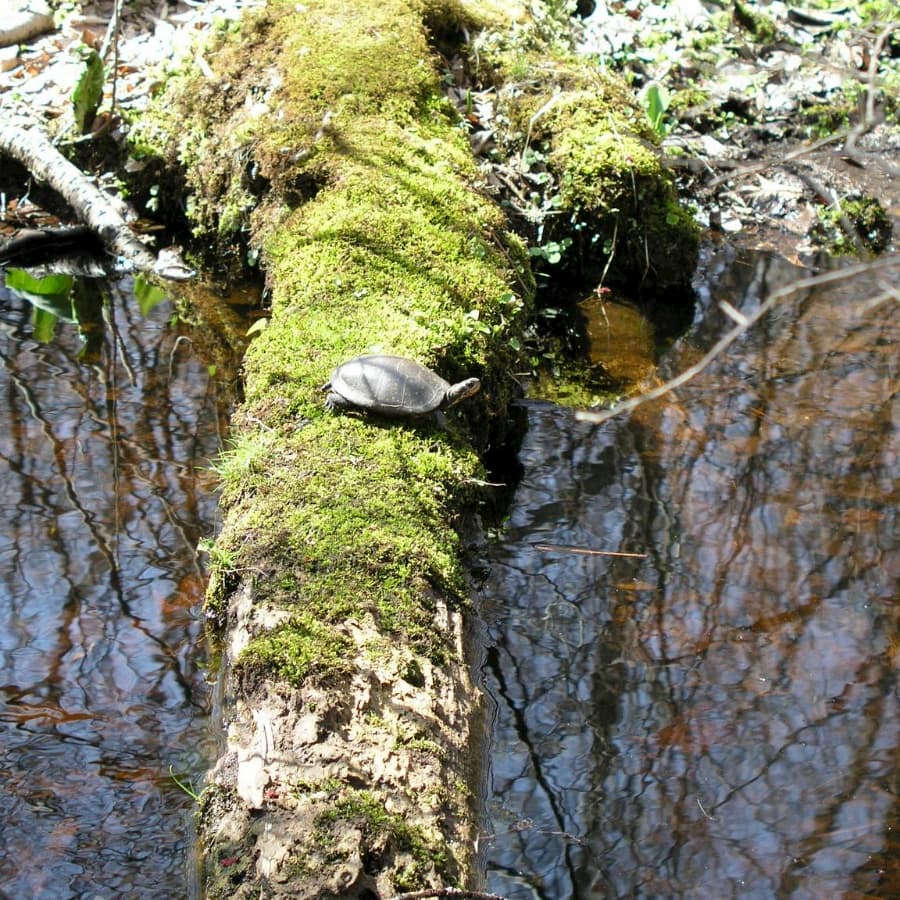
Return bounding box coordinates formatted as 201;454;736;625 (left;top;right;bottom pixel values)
0;272;234;898
481;247;899;898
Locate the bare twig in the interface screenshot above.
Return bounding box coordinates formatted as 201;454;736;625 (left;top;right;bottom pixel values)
717;299;749;326
520;89;563;168
845;23;898;169
697;798;715;820
597;215;618;297
574;255;900;426
705;132;843;189
533;542;647;559
99;0;124;113
387;890;507;900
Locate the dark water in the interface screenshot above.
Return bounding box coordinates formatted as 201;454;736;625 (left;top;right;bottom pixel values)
482;249;899;898
0;273;230;898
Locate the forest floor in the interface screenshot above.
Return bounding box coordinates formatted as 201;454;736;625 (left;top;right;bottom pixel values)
1;0;897;254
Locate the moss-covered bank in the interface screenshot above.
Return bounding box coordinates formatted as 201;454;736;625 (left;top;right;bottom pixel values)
463;4;699;294
130;0;697;894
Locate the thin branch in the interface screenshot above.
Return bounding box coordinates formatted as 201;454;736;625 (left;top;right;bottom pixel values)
387;890;507;900
520;89;562;168
103;0;124;114
717;299;749;326
533;542;647;559
574;255;900;426
845;23;898;169
705;131;843;188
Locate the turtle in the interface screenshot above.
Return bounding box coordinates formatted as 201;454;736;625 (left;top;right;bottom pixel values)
323;354;481;418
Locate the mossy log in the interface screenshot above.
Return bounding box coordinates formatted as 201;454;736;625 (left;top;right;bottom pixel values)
467;28;700;293
134;0;532;895
129;0;697;895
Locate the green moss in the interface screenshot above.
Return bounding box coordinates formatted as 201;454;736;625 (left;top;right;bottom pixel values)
669;87;711;113
464;14;698;292
538;115;697;290
315;788;451;890
291;776;344;797
733;0;780;43
238;616;354;685
554;130;660;208
859;0;900;23
813;195;893;255
129;0;480;248
802;101;853;137
398;734;445;758
273;2;438;120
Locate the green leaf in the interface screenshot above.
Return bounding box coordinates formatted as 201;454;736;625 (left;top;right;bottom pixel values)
5;268;72;297
133;274;168;316
72;48;105;134
32;306;59;343
5;268;75;321
643;82;670;137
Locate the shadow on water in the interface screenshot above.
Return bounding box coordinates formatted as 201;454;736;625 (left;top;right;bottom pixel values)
481;246;899;898
0;267;241;899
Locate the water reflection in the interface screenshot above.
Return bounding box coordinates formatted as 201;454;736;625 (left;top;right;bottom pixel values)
482;249;899;898
0;272;231;898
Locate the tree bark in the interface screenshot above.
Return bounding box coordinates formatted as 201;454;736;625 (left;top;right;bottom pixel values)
0;111;162;275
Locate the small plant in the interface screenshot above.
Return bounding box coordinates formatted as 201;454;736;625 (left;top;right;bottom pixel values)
198;537;237;571
169;765;201;801
641;82;671;138
529;237;573;265
733;0;779;42
461;290;524;347
813;194;892;255
209;431;271;496
72;46;105;133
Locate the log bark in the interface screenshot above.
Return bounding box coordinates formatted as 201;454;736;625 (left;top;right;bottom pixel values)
0;111;182;277
0;0;54;49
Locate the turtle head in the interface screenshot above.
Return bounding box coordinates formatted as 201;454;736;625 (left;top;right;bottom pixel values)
443;377;481;409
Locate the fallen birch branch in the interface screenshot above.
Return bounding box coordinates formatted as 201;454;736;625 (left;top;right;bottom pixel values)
0;111;191;279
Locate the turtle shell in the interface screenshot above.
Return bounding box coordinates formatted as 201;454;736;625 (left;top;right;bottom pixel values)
326;355;451;416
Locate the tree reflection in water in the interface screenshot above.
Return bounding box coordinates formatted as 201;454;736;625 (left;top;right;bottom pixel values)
0;274;232;899
482;249;899;899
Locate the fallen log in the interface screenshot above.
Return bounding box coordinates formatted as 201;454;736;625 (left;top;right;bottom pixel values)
0;0;54;49
0;111;192;279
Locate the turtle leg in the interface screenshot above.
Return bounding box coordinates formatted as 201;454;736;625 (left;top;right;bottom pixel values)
325;391;354;412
